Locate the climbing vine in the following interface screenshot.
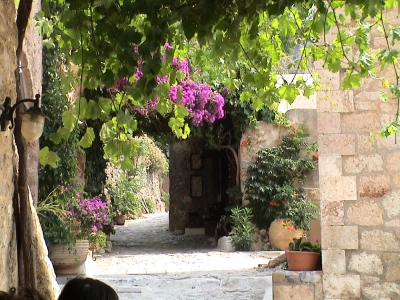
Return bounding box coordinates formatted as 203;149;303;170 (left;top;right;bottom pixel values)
33;0;400;167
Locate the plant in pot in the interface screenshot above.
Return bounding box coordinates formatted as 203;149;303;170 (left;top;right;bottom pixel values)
285;237;321;271
106;174;142;225
244;125;318;250
39;186;111;275
38;185;81;247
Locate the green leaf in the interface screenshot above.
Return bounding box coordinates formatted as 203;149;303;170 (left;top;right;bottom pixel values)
327;60;342;72
390;84;400;98
181;7;197;40
62;110;76;131
341;71;362;89
98;97;112;116
120;157;133;170
93;0;113;9
379;121;400;137
249;20;259;40
279;15;296;37
278;84;299;103
303;86;315;98
100;121;117;142
391;26;400;45
73;97;88;119
79;127;95;148
380;92;389;102
104;140;118;158
252;97;263;111
49;127;71;144
360;52;374;71
378;49;399;69
39;147;60;168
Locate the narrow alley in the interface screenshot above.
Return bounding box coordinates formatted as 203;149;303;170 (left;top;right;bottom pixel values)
58;212;282;299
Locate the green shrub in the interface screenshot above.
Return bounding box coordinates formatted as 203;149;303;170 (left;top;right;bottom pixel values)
161;192;170;211
244;126;317;231
107;174;143;217
145;197;155;213
230;207;257;251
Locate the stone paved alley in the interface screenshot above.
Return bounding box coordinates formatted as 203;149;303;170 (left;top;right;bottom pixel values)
58;212;283;299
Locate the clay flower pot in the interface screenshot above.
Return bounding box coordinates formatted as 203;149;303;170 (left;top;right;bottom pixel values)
48;239;89;275
113;214;126;225
286;251;320;271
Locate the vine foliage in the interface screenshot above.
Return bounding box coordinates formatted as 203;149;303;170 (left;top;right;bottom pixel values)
33;0;400;167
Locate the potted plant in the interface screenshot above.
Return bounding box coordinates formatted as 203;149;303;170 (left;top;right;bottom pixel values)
285;237;321;271
106;174;142;225
39;186;111;275
244;125;318;249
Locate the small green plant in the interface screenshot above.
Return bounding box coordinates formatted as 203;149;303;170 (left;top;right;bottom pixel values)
38;185;82;246
288;237;321;253
230;206;257;251
106;174;143;218
161;192;170;211
88;230;107;250
144;197;155;214
226;185;243;204
283;237;322;270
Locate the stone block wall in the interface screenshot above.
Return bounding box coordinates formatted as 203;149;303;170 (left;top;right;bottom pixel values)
316;10;400;298
0;0;19;290
273;270;323;300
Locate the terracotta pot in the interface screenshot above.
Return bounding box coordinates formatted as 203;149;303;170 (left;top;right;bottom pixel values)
114;214;126;225
48;240;89;275
268;219;303;250
286;251;320;271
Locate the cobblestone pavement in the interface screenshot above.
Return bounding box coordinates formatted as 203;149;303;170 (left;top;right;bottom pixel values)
64;212;283;299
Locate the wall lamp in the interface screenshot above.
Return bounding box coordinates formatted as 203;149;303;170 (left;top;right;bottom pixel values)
0;94;47;142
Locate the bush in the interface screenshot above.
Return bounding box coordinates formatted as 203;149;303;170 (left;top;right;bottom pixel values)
161;192;170;211
106;174;143;218
244;126;317;231
230;207;257;251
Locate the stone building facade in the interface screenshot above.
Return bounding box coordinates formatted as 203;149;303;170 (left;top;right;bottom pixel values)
316;29;400;300
273;9;400;300
0;0;19;291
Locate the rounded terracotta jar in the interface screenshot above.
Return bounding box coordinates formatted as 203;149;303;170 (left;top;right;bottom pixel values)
268;219;303;250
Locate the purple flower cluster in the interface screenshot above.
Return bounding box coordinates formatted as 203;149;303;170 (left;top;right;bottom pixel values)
110;43;225;125
71;196;109;234
169;81;225;126
171;58;190;79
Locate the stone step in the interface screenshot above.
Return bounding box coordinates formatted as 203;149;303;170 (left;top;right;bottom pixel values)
58;274;272;300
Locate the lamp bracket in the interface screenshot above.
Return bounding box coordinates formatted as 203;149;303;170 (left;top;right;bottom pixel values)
0;94;41;131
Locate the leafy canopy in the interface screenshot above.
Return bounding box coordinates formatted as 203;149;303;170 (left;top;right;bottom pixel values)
36;0;400;165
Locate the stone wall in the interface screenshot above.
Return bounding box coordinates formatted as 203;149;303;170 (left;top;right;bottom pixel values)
0;0;19;290
316;9;400;299
273;270;322;300
137;172;166;213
